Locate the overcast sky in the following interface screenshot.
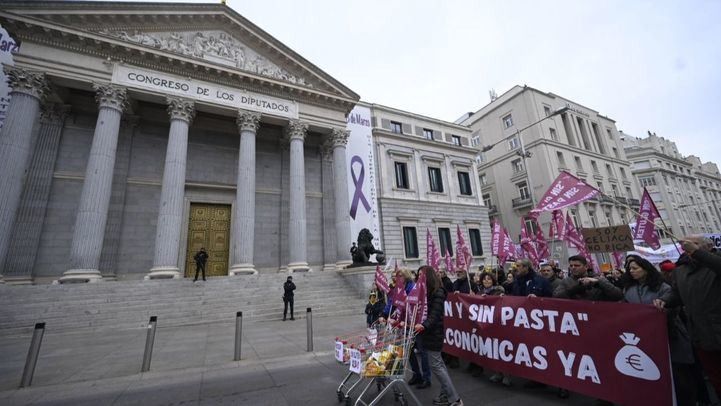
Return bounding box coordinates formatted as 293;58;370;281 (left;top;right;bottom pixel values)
122;0;721;164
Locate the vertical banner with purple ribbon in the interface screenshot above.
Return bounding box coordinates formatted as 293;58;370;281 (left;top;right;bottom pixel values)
345;105;381;250
0;25;19;130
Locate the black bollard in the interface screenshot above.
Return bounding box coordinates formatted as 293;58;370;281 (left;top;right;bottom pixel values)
20;322;46;387
234;311;243;361
141;316;157;372
306;307;313;352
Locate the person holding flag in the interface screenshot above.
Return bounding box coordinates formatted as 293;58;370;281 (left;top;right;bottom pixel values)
406;266;432;389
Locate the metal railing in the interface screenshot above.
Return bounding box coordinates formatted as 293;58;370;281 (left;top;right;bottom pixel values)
512;196;533;208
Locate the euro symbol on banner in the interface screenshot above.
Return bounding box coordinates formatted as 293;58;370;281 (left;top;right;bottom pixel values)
626;354;643;371
349;155;371;220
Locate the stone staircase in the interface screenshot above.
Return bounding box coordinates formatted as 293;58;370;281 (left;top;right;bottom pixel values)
0;271;368;337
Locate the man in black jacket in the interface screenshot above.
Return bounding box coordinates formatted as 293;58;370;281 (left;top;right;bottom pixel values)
193;248;208;282
283;276;296;321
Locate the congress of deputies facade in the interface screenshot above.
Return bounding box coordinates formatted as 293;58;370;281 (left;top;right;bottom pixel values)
0;1;490;284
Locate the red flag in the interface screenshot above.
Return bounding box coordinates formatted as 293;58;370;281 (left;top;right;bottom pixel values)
426;228;441;271
407;269;427;322
633;188;661;250
531;217;550;260
563;212;585;250
392;283;407;307
531;171;600;215
612;252;626;269
550;210;565;240
500;227;516;261
374;265;389;294
491;220;502;256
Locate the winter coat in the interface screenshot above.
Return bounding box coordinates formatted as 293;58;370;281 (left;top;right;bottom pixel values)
452;277;477;294
511;271;552;297
546;275;562;293
553;272;623;302
283;281;296;299
441;276;454;293
193;250;208;265
365;299;385;326
420;287;447;351
671;250;721;351
480;285;505;296
624;282;694;364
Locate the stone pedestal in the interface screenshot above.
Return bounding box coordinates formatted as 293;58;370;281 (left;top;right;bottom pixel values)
337;265;378;299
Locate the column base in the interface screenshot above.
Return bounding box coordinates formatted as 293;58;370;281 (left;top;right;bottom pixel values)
1;275;33;285
287;261;310;273
335;260;352;271
145;266;181;280
229;263;258;275
56;269;103;284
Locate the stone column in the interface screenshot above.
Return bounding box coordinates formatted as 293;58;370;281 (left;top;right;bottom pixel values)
60;84;127;283
229;109;261;275
0;67;47;281
329;128;352;269
287;120;309;272
147;97;195;280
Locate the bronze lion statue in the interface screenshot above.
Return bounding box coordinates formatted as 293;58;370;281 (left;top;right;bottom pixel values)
350;228;385;265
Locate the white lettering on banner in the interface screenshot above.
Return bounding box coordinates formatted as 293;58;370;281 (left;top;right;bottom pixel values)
349;349;362;374
335;341;344;362
112;65;298;119
0;26;19;130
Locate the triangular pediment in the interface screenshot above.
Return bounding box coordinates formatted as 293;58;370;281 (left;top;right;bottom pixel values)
0;1;360;104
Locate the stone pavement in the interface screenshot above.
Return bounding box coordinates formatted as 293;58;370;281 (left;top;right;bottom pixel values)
0;313;596;405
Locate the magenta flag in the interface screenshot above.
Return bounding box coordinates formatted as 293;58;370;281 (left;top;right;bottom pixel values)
455;225;472;271
563;212;585;250
425;229;441;271
392;283;407;307
612;252;626;269
500;227;516;261
407;270;427;322
374;265;390;294
633;188;662;250
444;248;455;274
520;219;540;267
530;217;550;260
531;171;600;215
550;209;565;240
491;220;502;256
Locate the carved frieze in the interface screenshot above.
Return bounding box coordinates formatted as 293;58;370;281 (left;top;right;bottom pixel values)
98;29;311;88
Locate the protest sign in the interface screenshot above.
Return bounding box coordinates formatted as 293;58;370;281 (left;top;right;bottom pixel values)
443;294;672;406
581;225;634;253
335;341;344;362
349;349;362;374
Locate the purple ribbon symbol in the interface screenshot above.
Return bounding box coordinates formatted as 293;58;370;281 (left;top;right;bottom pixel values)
349;155;371;219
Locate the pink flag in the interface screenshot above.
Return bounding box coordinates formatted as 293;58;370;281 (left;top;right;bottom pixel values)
455;225;473;270
531;217;550;260
444;248;455;274
407;270;427;322
374;265;390;294
633;188;661;250
612;252;626;269
392;283;407;307
426;229;441;271
520;218;540;267
500;227;516;261
550;210;565;240
563;212;585;250
491;220;502;256
531;171;600;215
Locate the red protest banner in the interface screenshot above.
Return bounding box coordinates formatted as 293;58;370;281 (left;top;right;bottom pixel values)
442;294;672;406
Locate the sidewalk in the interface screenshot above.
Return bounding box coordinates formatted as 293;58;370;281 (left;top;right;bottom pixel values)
0;313;595;405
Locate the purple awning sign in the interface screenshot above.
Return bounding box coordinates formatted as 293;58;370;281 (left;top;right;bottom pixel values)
349;155;371;219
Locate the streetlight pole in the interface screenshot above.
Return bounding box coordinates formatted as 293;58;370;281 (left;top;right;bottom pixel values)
482;105;570;209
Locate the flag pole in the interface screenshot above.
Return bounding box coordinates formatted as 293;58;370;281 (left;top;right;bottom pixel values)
598;190;682;255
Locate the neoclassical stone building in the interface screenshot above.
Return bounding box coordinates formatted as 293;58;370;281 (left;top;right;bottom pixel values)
0;1;360;283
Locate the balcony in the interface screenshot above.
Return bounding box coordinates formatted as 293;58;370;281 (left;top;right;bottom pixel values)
601;195;614;205
488;205;498;214
628;198;640;207
615;196;628;205
512;196;533;209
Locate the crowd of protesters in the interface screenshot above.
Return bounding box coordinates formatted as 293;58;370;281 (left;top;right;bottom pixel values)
366;234;720;406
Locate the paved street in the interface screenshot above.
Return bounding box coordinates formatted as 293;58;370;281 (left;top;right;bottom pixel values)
0;314;597;405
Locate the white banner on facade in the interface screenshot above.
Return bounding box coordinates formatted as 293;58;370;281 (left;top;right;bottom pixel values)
345;105;381;250
112;64;298;119
0;25;19;130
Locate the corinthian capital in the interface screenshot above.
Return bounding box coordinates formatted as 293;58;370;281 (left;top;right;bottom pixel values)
236;109;261;132
93;83;128;112
166;96;195;124
3;66;48;99
286;120;308;142
329;127;350;148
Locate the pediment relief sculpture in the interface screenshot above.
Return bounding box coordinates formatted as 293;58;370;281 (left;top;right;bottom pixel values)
98;29;311;88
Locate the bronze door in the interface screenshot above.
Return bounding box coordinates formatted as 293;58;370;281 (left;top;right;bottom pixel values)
185;203;231;278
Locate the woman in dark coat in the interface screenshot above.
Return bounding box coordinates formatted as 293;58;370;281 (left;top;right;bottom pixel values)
414;266;464;406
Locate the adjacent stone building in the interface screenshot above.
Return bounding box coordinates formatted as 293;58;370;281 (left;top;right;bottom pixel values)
0;1;360;283
370;103;491;269
622;131;721;240
460;85;640;263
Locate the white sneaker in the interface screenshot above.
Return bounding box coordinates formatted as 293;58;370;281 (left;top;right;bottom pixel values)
449;399;464;406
